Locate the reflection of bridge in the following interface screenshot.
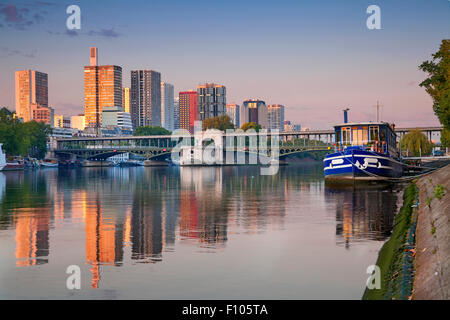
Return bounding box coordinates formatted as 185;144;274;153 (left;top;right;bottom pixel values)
54;126;443;161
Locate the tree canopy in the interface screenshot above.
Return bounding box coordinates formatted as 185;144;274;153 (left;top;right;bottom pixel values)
0;107;51;159
400;129;434;157
202;115;234;131
240;122;262;132
133;126;171;136
419;39;450;147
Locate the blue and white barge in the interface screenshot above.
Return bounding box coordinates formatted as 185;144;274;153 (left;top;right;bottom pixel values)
324;122;403;181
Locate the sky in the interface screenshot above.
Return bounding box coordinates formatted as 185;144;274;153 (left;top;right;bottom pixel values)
0;0;449;129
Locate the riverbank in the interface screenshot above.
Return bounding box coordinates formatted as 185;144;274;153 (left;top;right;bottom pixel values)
413;164;450;299
362;183;418;300
363;164;449;300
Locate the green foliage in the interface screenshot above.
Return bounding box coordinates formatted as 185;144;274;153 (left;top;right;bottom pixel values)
202;115;234;131
419;39;450;146
400;129;434;156
441;127;450;148
0;107;50;159
426;197;432;208
363;183;418;300
433;184;445;200
241;122;262;132
133;126;171;136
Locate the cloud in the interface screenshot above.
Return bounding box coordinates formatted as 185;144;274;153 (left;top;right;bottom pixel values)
0;46;36;58
47;27;122;39
0;2;52;30
87;28;121;38
65;29;78;37
0;3;23;22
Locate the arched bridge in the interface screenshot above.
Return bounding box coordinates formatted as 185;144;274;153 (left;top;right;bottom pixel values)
54;132;333;162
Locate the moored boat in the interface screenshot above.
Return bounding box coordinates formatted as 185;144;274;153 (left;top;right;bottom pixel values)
0;143;6;171
3;157;25;171
324;122;403;182
40;158;59;168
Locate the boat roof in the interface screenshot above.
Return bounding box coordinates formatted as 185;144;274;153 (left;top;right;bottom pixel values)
334;122;394;128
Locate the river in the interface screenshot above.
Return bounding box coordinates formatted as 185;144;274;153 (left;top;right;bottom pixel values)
0;164;401;299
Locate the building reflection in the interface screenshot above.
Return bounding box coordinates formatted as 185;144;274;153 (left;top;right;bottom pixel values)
325;185;398;249
14;208;50;267
1;165;290;286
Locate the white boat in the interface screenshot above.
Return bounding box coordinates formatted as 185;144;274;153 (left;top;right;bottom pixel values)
0;143;6;171
40;158;59;168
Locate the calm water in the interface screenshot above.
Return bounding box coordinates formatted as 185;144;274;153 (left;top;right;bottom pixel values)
0;164;401;299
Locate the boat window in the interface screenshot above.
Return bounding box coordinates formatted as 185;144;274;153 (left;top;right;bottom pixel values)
369;126;379;142
380;127;386;142
335;128;341;144
351;127;367;146
341;127;351;145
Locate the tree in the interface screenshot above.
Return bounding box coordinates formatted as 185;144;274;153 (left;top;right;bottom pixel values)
133;126;171;136
202;115;234;131
400;129;434;157
419;39;450;147
240;122;262;132
0;108;50;159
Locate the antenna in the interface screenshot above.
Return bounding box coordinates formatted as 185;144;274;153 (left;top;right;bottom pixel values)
373;100;383;122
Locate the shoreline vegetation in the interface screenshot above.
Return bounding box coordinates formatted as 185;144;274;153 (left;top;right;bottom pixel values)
363;164;450;300
363;183;418;300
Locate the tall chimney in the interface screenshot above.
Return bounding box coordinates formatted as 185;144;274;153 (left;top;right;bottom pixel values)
343;108;350;124
90;47;98;66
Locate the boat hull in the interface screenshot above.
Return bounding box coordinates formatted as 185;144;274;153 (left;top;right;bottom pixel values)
323;149;403;181
2;163;25;171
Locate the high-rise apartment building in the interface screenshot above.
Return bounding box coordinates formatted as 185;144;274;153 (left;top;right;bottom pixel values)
173;97;179;130
122;87;130;113
84;47;122;128
241;99;268;129
179;91;197;133
197;83;226;121
267;104;285;132
226;104;240;128
15;70;48;122
161;82;174;131
130;70;161;128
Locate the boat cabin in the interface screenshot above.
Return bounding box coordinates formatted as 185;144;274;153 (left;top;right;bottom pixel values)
334;122;399;158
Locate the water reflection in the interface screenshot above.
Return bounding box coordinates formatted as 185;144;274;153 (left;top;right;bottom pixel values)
325;184;399;249
0;165;399;290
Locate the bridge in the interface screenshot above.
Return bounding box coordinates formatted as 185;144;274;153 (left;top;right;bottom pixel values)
54;131;333;162
53;126;444;162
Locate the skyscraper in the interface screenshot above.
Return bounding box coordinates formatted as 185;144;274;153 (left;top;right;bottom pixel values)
241;99;268;129
197;83;226;121
130;70;161;128
161;82;174;131
173;96;180;130
179;91;197;133
84;47;122;129
15;70;48;122
267;104;285;132
122;87;130;113
226;104;240;128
